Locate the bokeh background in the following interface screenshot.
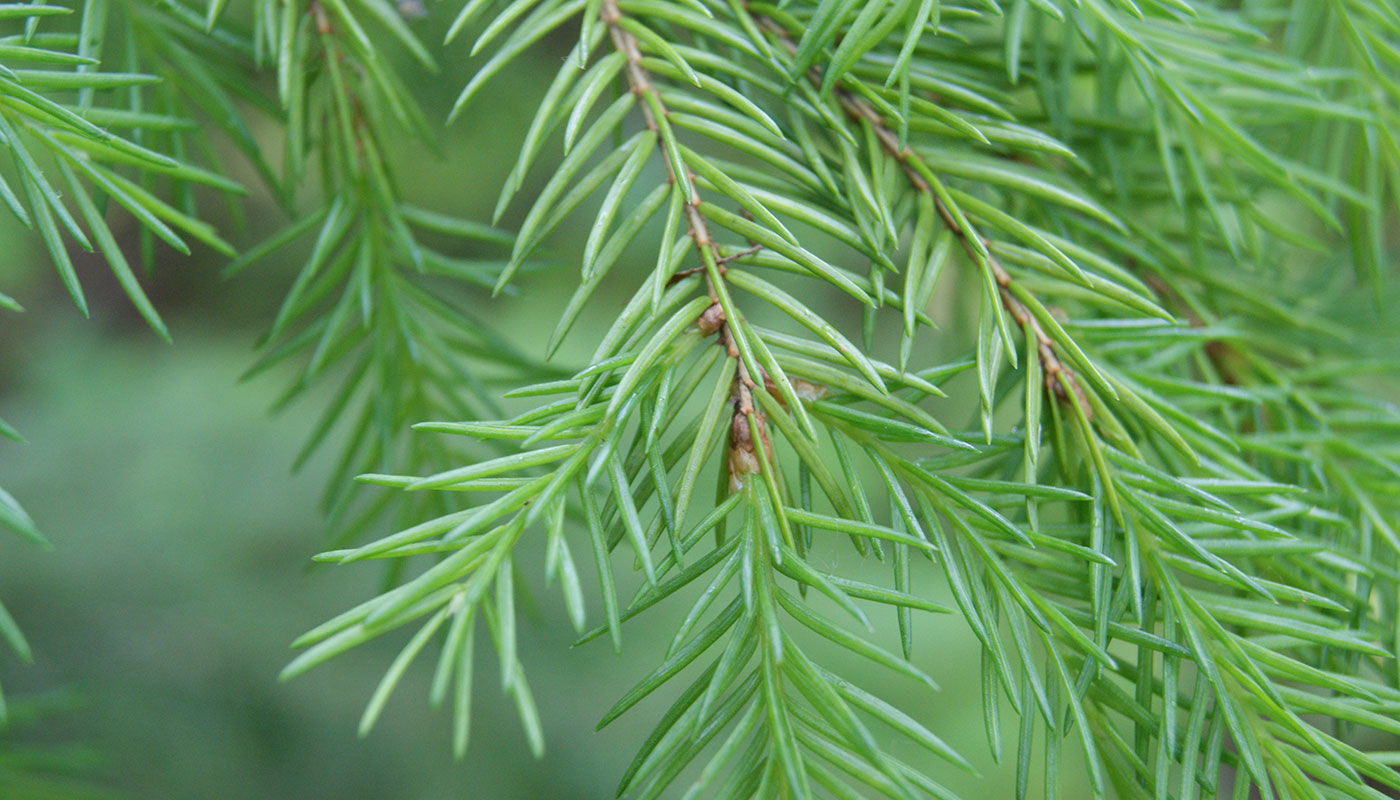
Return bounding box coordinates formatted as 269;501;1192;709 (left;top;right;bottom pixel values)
0;15;1098;800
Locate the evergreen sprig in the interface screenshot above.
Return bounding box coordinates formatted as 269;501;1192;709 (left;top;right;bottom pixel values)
0;1;257;338
224;0;556;539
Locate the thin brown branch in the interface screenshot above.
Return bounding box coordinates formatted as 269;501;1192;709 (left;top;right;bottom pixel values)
717;244;764;265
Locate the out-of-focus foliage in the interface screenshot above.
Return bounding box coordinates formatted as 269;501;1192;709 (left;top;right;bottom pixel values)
0;691;110;799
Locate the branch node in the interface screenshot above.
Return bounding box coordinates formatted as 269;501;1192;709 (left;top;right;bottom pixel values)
697;302;726;335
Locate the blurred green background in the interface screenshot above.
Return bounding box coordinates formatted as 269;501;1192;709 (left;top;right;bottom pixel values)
0;20;1095;800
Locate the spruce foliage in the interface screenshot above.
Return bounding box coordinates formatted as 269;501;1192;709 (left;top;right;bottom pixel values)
3;0;1400;796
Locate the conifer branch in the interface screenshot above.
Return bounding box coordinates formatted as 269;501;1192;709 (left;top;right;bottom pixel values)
602;0;771;492
755;10;1091;419
222;0;547;541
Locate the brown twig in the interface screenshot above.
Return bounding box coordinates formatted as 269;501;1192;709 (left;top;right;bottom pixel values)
717;244;764;265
